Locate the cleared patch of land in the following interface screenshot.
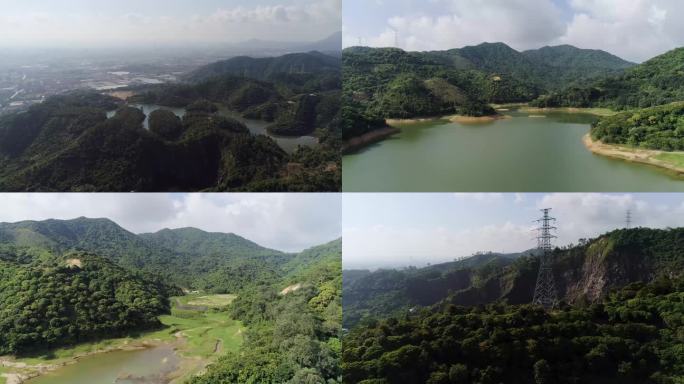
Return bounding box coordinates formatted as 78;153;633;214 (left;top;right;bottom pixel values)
0;293;243;384
583;134;684;177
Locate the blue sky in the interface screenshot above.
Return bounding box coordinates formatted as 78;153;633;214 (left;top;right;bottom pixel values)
0;0;340;47
0;193;342;252
344;193;684;269
343;0;684;62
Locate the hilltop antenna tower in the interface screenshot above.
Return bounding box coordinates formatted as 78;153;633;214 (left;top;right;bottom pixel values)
625;209;632;228
532;208;558;309
388;27;399;48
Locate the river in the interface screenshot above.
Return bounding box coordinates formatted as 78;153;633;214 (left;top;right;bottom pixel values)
342;110;684;191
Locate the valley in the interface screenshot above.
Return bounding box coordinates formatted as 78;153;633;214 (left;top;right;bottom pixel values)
0;51;342;192
0;217;342;384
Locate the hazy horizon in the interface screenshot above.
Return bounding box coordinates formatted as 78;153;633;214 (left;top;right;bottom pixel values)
343;0;684;63
0;0;340;48
343;193;684;270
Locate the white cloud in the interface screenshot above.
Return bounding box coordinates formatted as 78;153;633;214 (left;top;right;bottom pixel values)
352;0;565;51
0;193;341;252
560;0;684;61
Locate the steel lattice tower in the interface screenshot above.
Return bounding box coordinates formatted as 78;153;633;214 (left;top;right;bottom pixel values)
625;209;632;228
532;208;558;309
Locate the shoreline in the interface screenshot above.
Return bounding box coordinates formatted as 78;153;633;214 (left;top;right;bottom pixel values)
582;134;684;176
0;334;186;384
343;126;400;154
521;106;617;116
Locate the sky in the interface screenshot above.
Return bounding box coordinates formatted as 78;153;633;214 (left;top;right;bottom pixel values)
0;0;340;47
344;193;684;270
0;193;341;253
343;0;684;62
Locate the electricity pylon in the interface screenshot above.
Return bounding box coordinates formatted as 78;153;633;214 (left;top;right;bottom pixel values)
532;208;558;309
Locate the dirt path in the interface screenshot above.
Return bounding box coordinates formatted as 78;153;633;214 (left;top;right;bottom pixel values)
213;340;222;354
583;134;684;176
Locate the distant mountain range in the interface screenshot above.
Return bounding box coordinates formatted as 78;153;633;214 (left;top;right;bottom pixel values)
187;51;341;82
224;31;342;57
0;217;338;293
342;42;638;138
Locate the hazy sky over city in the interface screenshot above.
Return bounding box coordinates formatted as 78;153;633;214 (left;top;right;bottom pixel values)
0;0;340;47
0;193;341;252
343;0;684;62
344;193;684;269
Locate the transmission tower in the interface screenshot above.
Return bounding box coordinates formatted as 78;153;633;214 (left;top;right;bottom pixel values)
625;209;632;228
532;208;558;309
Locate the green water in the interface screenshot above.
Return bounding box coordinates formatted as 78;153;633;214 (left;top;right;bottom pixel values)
343;111;684;191
28;345;180;384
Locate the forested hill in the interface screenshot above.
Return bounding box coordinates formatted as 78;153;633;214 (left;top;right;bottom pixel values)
342;275;684;384
0;246;179;355
343;227;684;329
0;217;292;292
187;51;341;82
342;42;632;139
188;238;342;383
532;47;684;109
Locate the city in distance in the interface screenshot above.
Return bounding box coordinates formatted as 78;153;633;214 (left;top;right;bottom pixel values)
0;0;342;192
0;193;342;383
342;192;684;383
342;0;684;192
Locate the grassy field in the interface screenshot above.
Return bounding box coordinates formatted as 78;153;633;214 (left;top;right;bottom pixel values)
182;294;237;308
655;152;684;168
2;293;244;382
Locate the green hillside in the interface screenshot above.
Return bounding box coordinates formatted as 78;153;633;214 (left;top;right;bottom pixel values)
188;239;342;384
0;246;178;355
342;276;684;384
342;43;633;139
532;47;684;109
590;102;684;151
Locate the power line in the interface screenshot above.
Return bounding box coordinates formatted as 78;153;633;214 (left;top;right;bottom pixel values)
532;208;558;310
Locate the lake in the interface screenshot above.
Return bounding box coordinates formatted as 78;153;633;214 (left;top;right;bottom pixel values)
107;104;318;154
27;345;180;384
342;110;684;191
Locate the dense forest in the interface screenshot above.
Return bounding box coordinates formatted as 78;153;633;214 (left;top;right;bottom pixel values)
343;228;684;329
0;245;178;355
531;47;684;110
342;43;633;140
590;102;684;151
0;52;341;192
0;218;342;383
189;239;342;383
342;276;684;384
342;228;684;383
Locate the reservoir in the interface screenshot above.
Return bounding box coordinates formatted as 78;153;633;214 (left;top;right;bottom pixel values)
27;345;180;384
107;104;318;154
343;110;684;191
